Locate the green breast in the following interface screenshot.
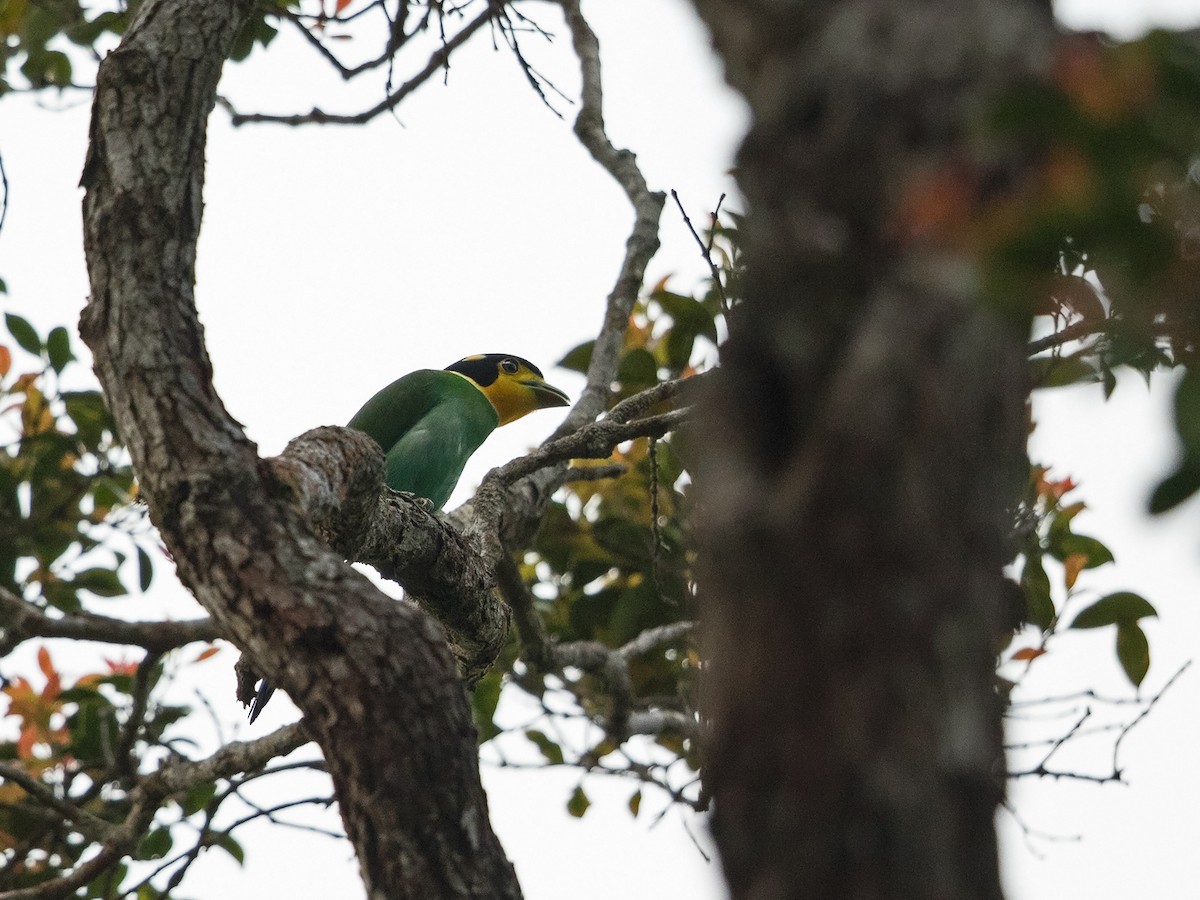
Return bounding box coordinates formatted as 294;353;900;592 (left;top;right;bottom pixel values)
347;369;499;509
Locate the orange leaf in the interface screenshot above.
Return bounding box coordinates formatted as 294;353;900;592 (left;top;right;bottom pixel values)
0;345;10;377
36;647;61;700
335;0;353;12
891;163;977;244
1011;647;1047;662
104;658;140;676
1063;552;1088;590
192;646;221;664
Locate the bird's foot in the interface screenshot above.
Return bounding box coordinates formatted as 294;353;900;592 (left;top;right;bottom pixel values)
393;490;436;513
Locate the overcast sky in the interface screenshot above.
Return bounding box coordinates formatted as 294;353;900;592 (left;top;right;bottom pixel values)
3;1;1200;897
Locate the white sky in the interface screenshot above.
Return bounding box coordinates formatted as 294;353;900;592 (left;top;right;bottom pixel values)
2;1;1200;897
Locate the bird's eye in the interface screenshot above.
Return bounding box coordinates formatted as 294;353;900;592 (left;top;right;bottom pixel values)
500;359;519;374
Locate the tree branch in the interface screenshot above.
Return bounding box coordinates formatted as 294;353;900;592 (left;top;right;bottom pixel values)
224;2;500;126
1027;318;1111;355
0;586;217;655
77;0;521;895
0;724;308;900
552;0;665;433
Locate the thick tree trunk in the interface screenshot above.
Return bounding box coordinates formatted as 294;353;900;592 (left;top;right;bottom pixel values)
691;3;1053;898
77;2;519;897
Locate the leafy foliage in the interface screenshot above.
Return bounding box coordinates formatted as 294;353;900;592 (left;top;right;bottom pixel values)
0;0;290;93
0;326;275;895
1007;468;1158;688
0;315;139;611
4;11;1200;897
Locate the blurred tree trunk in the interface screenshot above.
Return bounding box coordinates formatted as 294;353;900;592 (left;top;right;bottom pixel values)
690;3;1053;897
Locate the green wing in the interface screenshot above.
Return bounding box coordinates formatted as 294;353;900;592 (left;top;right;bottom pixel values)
347;369;499;508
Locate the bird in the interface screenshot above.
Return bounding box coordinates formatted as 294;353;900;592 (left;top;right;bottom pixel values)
247;353;569;723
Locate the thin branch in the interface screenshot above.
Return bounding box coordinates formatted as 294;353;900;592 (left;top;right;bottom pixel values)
495;550;551;668
670;189;728;312
0;722;310;899
496;408;689;488
0;763;116;843
1112;659;1191;768
0;586;218;654
563;462;626;482
226;2;500;126
617;621;695;661
1027;318;1110;355
280;0;415;81
0;144;8;237
551;0;666;433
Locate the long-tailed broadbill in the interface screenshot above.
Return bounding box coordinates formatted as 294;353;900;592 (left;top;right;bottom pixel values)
247;354;569;722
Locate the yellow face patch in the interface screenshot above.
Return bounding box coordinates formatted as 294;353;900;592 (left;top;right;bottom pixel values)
444;354;569;426
483;360;570;425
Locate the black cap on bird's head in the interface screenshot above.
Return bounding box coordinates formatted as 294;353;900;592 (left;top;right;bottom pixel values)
445;354;570;426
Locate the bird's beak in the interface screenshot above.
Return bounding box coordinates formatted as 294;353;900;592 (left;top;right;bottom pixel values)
523;378;571;410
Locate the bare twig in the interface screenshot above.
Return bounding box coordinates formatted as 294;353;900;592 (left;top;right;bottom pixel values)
670;189;728;312
280;0;414;81
0;145;8;237
226;2;500;126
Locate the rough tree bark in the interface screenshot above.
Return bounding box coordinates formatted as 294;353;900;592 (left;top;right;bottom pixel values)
78;2;520;897
690;2;1054;898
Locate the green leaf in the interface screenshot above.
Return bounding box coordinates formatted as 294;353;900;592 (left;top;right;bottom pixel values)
628;789;642;818
5;313;40;355
136;546;154;592
210;832;245;865
617;348;659;388
566;784;590;818
1173;367;1200;455
471;670;503;743
654;290;718;343
1029;354;1098;389
1149;462;1200;514
1116;621;1150;688
1047;532;1114;568
1020;553;1054;631
525;729;565;765
137;827;173;861
181;780;217;816
45;327;73;374
73;567;126;598
558;340;594;374
1068;591;1157;629
665;327;697;373
64;390;112;447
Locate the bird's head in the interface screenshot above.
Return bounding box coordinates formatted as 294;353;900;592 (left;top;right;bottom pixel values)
445;354;570;426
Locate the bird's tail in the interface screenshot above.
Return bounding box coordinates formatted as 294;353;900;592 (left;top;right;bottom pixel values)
248;679;275;724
